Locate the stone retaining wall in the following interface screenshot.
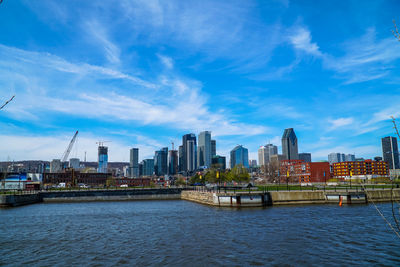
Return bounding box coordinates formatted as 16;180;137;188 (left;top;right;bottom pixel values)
365;189;400;202
181;190;214;205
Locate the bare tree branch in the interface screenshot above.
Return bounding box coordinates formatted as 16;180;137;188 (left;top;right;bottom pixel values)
393;20;400;42
390;116;400;233
0;95;15;110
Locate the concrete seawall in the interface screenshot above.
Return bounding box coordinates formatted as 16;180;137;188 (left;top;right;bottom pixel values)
0;193;41;207
181;189;400;207
365;189;400;203
40;188;182;203
269;191;326;205
2;188;400;208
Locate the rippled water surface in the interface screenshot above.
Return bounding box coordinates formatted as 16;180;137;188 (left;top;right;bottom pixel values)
1;200;400;266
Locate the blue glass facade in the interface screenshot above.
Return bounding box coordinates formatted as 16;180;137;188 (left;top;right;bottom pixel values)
230;145;249;169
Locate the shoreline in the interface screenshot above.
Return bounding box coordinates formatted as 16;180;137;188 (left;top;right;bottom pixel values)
1;188;400;208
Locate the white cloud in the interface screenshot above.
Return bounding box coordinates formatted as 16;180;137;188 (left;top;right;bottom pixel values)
0;44;155;89
84;19;121;64
328;117;354;130
0;133;161;162
157;54;174;69
323;28;400;83
0;44;269;140
289;27;322;57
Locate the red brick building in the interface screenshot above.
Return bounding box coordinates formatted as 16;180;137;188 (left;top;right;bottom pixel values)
332;160;388;178
114;178;151;187
43;171;110;186
279;160;331;183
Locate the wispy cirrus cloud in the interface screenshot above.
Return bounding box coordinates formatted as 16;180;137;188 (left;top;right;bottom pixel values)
323;28;400;84
328;117;354;130
84;19;121;65
157;54;174;69
0;44;269;138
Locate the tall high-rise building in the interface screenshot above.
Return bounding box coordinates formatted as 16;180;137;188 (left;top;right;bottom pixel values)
98;146;108;173
129;148;139;178
142;159;154;176
211;140;216;157
198;131;212;168
168;150;178;175
50;159;62;173
178;145;184;172
186;139;197;172
267;144;278;160
230;145;249;169
69;158;80;169
249;160;257;167
212;155;226;170
282;128;298;160
258;144;278;166
299;153;312;163
154;147;168;176
182;134;197;172
345;154;355;162
328;153;346;164
258;146;268;167
382;136;400;169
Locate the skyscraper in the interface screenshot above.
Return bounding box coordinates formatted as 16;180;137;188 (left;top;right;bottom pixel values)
198;131;211;168
258;146;268;167
258;144;278;166
168;149;178;175
154;147;168;176
345;154;355;162
129;148;139;178
298;153;312;163
267;144;278;160
142;159;154;176
211;140;216;157
230;145;249;169
382;136;400;169
282;128;298;160
212;155;226;170
187;139;197;172
182;134;197;172
50;159;62;173
69;158;80;169
328;153;346;164
98;146;108;173
178;145;184;172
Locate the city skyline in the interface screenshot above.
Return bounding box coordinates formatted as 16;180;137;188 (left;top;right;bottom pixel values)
1;1;400;163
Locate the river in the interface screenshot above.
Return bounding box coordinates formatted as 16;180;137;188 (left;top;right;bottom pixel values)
1;200;399;266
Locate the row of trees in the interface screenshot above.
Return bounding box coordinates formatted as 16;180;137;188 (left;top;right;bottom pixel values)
189;164;250;184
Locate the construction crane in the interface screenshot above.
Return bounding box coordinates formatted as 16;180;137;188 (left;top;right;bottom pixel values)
0;95;15;110
61;131;79;162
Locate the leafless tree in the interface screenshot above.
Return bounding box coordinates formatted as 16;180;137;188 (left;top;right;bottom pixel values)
263;162;279;184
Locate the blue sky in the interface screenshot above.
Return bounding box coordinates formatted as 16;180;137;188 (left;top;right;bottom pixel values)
0;0;400;163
